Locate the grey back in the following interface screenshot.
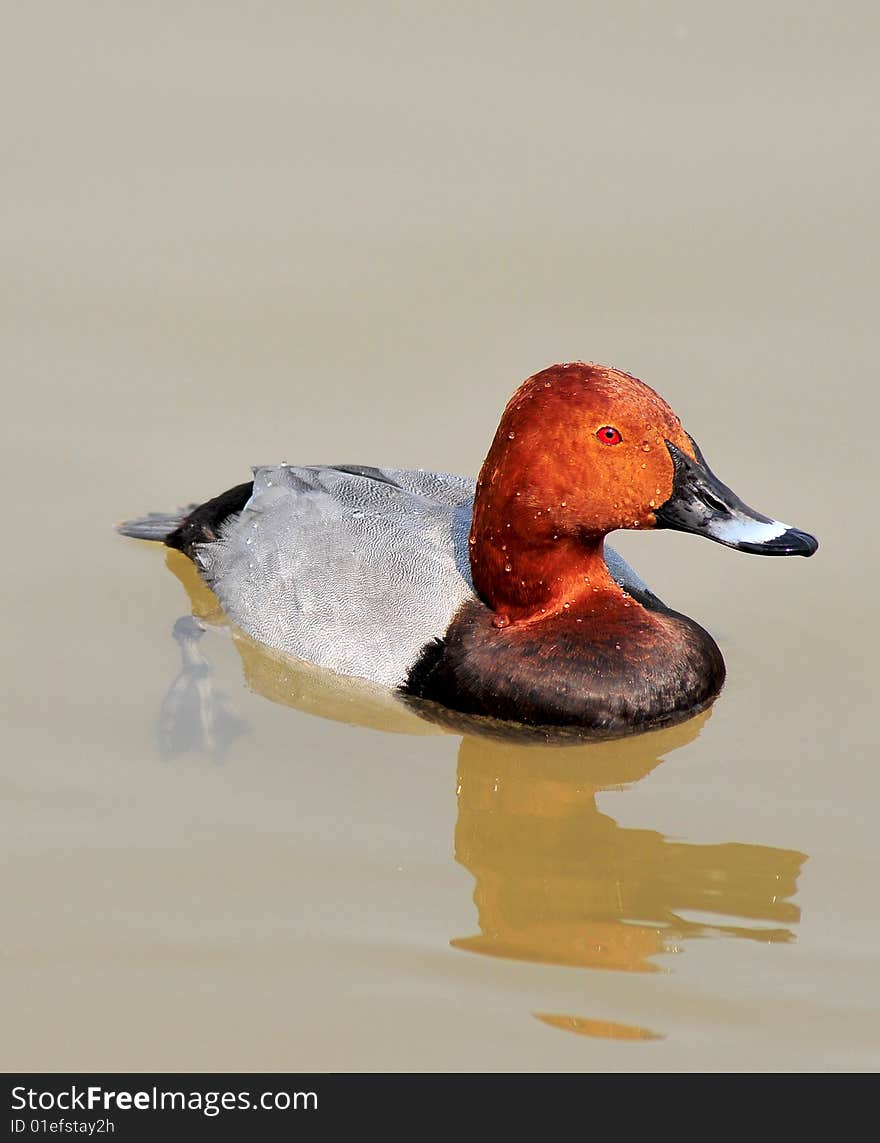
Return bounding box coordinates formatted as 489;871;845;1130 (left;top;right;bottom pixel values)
197;465;648;687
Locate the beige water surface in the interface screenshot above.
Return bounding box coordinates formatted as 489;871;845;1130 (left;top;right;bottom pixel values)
3;2;878;1070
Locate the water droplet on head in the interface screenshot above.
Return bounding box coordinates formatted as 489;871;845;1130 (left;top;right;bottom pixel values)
508;431;516;440
504;562;512;572
649;499;656;508
642;443;651;452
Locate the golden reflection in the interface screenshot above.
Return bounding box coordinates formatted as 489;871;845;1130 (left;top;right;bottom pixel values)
452;730;805;974
534;1013;662;1041
167;548;226;623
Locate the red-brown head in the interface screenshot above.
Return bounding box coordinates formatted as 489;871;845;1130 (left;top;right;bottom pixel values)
470;362;816;622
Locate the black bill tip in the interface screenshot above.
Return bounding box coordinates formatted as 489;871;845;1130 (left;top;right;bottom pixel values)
734;527;819;557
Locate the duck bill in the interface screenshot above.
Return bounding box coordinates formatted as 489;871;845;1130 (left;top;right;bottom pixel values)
653;440;818;556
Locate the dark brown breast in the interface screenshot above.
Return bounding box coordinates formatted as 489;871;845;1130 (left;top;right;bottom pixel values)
403;592;726;737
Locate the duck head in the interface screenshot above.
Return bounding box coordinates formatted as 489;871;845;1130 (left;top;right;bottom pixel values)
469;362;817;622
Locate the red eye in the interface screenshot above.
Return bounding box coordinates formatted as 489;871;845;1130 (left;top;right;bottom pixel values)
597;426;622;445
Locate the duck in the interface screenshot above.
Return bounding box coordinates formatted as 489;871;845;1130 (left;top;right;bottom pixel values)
120;362;817;737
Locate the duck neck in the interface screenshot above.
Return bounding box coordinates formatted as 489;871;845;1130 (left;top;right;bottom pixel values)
469;516;627;626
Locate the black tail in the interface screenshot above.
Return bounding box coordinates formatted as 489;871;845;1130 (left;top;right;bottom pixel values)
118;482;254;559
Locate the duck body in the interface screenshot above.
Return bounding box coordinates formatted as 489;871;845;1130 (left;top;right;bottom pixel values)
121;363;816;737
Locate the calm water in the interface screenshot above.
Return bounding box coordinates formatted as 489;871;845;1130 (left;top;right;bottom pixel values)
4;3;878;1070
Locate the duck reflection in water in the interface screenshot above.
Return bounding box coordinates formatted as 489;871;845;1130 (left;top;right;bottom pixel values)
155;551;807;1034
452;727;804;975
